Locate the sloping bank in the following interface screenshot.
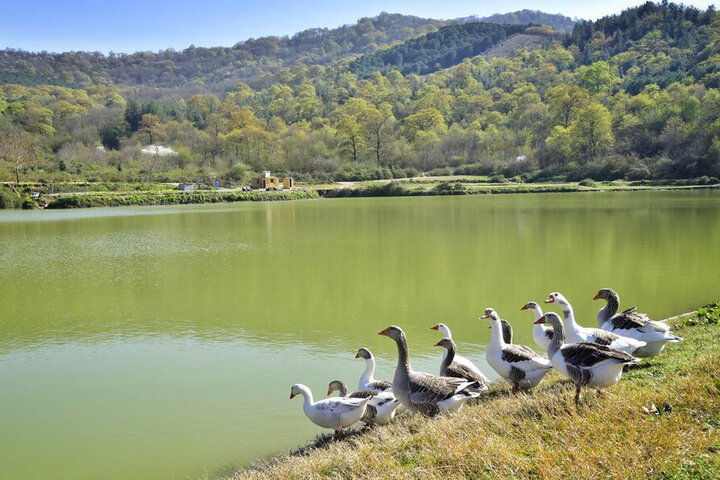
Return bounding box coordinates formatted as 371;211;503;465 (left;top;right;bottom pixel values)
45;189;319;209
229;303;720;480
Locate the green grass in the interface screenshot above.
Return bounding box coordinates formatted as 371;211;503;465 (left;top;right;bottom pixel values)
229;303;720;480
44;189;319;209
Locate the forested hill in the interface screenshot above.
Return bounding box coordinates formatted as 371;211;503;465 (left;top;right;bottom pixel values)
0;13;450;90
471;10;577;33
348;22;531;77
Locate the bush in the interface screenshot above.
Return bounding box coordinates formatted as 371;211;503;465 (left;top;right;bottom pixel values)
0;187;21;209
489;174;509;183
578;178;597;187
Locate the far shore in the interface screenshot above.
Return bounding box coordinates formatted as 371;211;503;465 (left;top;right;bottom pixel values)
1;178;719;210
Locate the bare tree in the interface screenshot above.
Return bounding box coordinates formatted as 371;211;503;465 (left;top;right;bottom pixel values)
0;130;36;183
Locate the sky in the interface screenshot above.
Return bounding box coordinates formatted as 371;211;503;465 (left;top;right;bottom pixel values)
0;0;716;54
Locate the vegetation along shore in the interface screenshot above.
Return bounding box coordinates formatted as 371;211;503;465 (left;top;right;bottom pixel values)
227;303;720;480
1;177;719;209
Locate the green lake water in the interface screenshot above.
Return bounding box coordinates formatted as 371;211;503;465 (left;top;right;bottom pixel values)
1;191;719;480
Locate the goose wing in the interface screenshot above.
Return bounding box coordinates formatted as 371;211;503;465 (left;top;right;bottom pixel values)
501;345;549;370
444;362;489;385
588;328;619;346
407;371;474;406
314;397;368;415
560;342;636;367
365;380;393;392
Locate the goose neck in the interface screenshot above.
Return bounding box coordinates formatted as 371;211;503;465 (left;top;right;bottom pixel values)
489;319;506;349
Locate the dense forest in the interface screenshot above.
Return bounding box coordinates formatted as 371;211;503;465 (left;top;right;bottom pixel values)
1;2;719;189
349;23;530;77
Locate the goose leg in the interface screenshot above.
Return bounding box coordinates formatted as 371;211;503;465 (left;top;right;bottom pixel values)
333;430;342;440
574;386;581;405
512;383;518;395
596;389;604;398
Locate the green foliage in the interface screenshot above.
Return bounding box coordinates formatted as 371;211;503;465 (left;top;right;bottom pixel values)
0;186;21;208
578;178;597;187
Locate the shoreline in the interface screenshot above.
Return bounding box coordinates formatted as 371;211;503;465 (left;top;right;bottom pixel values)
228;303;720;480
1;180;718;210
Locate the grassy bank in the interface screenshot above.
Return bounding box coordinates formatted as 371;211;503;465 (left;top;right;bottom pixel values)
44;189;319;209
321;177;720;198
231;303;720;480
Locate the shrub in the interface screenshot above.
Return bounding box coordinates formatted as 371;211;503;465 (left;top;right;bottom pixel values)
0;187;21;209
489;174;509;183
578;178;597;187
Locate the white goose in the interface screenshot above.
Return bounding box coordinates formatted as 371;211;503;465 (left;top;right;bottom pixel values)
521;301;554;350
379;325;482;416
594;288;683;357
290;384;370;439
327;380;400;426
537;312;638;404
355;347;393;392
481;308;553;393
431;323;489;384
545;292;646;356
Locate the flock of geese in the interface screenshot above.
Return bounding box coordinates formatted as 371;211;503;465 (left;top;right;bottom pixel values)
289;288;683;439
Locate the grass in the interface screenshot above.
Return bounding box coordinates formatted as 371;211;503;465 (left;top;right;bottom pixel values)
228;303;720;480
44;189;319;209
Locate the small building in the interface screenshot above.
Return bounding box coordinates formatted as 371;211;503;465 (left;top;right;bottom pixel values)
252;171;293;190
178;183;195;191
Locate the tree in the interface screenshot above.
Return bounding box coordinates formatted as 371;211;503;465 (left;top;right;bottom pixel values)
336;115;364;162
0;130;37;183
138;114;163;144
570;103;614;159
546;85;589;128
360;103;394;165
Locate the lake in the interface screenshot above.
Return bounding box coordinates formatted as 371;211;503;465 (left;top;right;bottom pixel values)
1;191;719;480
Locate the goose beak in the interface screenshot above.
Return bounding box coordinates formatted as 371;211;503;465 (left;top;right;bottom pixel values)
593;293;601;300
434;340;443;347
480;313;490;319
355;352;360;358
544;295;554;303
534;314;547;325
290;392;297;399
430;325;439;330
378;328;390;336
521;304;529;310
326;388;333;396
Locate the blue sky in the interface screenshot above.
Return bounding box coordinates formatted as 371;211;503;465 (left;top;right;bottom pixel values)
1;0;716;54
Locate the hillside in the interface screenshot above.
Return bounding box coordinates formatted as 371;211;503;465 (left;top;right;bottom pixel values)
471;9;577;33
0;13;450;90
482;28;564;60
349;22;528;77
231;304;720;479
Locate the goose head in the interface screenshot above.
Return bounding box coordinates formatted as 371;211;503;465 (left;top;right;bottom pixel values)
545;292;570;308
593;288;617;301
355;347;373;360
535;312;564;333
430;322;452;338
290;384;305;399
378;325;405;342
327;380;348;397
480;308;500;328
434;337;455;350
521;301;539;311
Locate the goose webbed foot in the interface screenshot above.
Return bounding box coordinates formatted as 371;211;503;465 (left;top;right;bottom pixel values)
596;389;604;398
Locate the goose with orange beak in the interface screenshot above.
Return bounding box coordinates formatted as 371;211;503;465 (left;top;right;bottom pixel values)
535;312;637;404
546;292;646;356
379;326;481;416
482;308;553;393
594;288;682;357
430;323;489;384
289;384;370;440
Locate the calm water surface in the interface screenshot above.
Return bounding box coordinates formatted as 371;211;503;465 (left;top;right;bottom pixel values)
1;191;719;480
